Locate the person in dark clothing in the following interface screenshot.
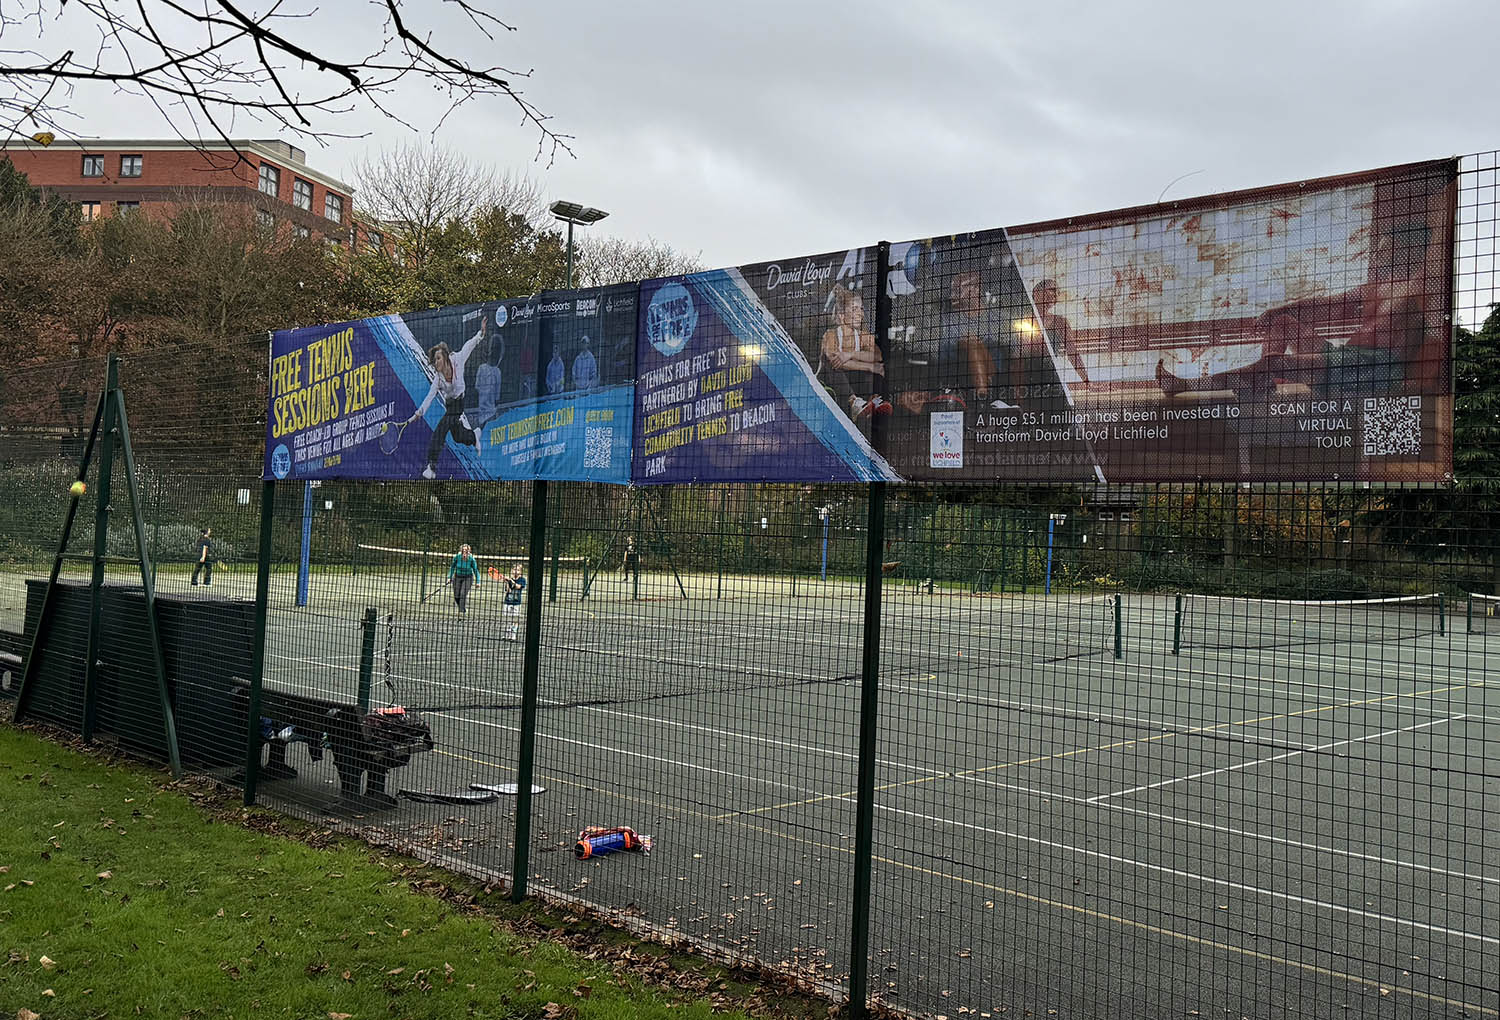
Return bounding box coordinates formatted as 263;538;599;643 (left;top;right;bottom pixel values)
191;528;213;586
622;537;640;583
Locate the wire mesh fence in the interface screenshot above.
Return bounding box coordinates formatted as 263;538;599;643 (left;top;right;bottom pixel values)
1;151;1498;1020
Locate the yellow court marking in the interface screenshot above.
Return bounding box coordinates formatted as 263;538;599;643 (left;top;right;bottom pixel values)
715;680;1482;821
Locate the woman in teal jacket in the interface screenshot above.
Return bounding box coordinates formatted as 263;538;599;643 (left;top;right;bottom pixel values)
448;543;481;615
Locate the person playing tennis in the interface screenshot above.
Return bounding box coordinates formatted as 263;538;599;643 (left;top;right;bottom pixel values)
448;543;481;616
502;562;526;641
407;330;486;480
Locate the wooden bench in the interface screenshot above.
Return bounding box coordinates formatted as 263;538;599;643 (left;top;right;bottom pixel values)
230;680;433;808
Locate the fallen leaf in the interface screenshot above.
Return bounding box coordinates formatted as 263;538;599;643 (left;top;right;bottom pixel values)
329;1014;352;1020
39;954;57;970
386;967;405;975
42;989;55;996
19;1009;41;1020
97;871;113;880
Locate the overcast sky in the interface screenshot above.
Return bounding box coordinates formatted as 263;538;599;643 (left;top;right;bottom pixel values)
12;0;1500;309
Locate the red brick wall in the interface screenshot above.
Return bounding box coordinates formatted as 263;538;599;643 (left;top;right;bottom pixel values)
3;146;350;234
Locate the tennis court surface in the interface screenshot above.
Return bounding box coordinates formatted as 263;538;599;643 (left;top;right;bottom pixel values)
232;577;1498;1020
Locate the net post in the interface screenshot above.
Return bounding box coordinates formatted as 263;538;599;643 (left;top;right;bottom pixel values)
511;478;549;902
849;239;891;1020
356;606;377;712
1467;593;1474;635
1113;594;1123;659
1437;593;1446;637
242;479;278;807
1172;594;1183;655
81;354;121;743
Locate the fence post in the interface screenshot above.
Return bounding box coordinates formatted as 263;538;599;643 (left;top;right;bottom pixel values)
849;481;887;1018
1172;594;1184;655
356;607;377;712
243;479;278;807
512;478;549;901
849;239;891;1020
81;354;121;743
1113;594;1123;659
716;488;727;599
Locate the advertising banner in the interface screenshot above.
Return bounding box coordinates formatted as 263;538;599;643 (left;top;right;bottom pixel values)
263;284;637;482
265;159;1456;487
885;160;1456;483
633;249;900;483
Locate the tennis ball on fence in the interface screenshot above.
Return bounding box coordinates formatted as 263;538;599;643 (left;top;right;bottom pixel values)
69;481;87;498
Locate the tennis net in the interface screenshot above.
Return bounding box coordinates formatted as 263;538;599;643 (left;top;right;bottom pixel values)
1175;593;1447;653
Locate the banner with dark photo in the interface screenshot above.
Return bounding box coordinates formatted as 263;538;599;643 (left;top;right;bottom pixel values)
999;159;1457;482
633;249;900;483
264;286;636;483
882;229;1103;482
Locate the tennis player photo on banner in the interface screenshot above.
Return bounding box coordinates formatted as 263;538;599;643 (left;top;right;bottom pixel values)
264;284;638;483
633;247;901;484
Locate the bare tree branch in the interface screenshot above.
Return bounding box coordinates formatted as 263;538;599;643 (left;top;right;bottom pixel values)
0;0;571;162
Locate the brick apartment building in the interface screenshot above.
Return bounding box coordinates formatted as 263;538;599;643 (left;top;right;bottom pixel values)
3;137;383;249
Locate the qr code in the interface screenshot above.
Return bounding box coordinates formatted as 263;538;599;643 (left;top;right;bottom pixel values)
1362;396;1421;456
584;426;613;468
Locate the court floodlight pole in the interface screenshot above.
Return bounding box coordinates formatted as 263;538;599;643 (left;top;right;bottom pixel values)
848;240;892;1020
511;478;549;901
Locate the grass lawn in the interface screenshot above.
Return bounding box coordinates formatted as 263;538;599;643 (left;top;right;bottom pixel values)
0;724;826;1020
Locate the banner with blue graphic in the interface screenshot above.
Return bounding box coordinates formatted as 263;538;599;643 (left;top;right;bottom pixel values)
263;284;637;482
633;249;900;483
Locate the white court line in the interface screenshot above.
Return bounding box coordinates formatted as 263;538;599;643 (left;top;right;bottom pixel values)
428;705;1499;950
429;711;829;800
557;703;1498;889
1088;716;1464;804
874;801;1498;948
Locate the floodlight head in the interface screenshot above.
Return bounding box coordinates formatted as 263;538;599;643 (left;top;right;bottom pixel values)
549;200;609;225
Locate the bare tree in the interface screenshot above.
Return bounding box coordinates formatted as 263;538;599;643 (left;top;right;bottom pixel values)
572;235;704;287
351;143;549;278
0;1;569;160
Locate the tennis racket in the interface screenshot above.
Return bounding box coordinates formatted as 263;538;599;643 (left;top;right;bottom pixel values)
379;419;409;455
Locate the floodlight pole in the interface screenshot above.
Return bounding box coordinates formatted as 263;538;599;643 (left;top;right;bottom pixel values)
548;200;609;289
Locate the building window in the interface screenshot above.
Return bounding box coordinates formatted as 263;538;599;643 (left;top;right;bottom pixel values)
1118;511;1135;524
292;179;313;211
366;229;383;250
82;155;104;177
79;201;102;221
258;164;280;197
323;193;343;223
116;201;140;215
256;209;275;232
120;155;143;177
1097;511;1115;522
294;224;311;240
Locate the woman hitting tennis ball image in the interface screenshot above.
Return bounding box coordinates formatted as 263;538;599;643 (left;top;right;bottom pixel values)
448;543;481;616
406;333;486;480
